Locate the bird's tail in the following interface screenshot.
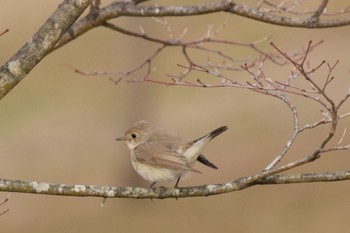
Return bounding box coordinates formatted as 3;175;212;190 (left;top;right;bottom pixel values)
194;126;228;143
185;126;228;163
197;154;218;169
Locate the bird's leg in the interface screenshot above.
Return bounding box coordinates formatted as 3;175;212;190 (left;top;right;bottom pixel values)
174;177;181;188
150;181;157;188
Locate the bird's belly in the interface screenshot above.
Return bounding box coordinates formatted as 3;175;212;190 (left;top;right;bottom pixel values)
131;160;185;183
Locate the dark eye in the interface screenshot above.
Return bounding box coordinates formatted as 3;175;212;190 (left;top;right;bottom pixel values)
131;133;137;139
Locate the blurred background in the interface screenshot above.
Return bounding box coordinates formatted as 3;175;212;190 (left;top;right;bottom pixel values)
1;1;350;232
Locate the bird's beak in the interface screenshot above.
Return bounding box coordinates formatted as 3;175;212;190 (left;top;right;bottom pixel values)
115;136;125;141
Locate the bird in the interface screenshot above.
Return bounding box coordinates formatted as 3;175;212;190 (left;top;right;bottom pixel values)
116;120;228;188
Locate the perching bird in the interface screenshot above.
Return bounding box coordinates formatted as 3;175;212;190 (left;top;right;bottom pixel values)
116;120;228;188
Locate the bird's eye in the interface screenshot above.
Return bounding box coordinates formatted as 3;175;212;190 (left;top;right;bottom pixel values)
131;133;137;139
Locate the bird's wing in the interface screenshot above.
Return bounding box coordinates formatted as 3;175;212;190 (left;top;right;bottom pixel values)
148;130;191;153
133;142;201;173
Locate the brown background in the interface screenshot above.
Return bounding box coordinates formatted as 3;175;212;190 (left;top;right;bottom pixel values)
1;1;350;232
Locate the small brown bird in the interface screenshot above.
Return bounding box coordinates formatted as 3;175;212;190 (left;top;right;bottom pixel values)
116;121;228;188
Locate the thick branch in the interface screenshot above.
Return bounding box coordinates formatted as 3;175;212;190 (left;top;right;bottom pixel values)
258;171;350;184
0;0;92;99
53;1;350;51
1;171;349;199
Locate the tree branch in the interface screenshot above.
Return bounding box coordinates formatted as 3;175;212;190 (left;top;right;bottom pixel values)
53;1;350;52
1;171;349;199
0;0;92;100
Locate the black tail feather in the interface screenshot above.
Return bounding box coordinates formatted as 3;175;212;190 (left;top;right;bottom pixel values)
208;126;228;140
193;126;228;143
197;154;218;169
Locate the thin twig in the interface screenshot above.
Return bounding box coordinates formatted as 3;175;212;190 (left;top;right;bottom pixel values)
0;193;10;216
